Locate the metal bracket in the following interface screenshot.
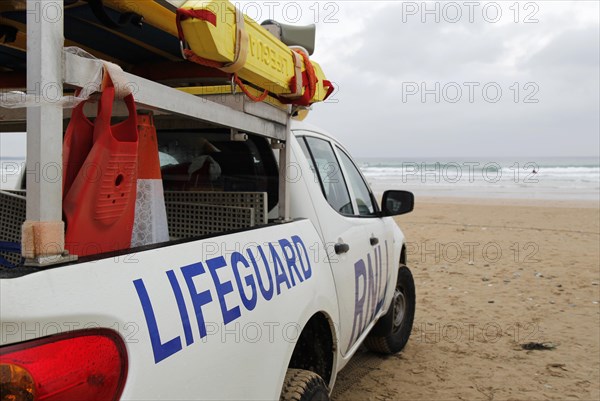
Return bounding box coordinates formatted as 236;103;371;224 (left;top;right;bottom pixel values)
271;139;285;150
24;252;78;268
230;129;248;141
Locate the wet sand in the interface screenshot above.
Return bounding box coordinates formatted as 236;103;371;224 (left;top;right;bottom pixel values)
332;198;600;401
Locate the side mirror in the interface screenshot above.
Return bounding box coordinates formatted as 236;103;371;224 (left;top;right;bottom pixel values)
381;190;414;216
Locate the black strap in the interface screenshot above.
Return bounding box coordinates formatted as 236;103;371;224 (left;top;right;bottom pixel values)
84;0;144;29
0;24;18;44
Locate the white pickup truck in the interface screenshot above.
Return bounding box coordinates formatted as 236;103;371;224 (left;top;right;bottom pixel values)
0;119;415;401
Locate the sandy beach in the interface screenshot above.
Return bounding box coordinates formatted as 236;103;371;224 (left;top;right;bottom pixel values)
332;198;600;401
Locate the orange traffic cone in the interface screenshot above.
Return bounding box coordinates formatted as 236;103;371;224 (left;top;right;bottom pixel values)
131;112;169;247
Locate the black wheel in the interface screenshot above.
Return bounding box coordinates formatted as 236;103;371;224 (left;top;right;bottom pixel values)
280;369;329;401
364;265;415;354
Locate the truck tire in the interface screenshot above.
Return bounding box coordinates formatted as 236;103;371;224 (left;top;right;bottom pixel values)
365;265;415;354
280;369;329;401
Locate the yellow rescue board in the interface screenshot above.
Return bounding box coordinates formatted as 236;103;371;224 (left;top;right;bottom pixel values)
177;85;287;110
100;0;332;104
179;0;331;103
101;0;181;37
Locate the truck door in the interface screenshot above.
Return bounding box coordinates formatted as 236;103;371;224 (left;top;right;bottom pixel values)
297;135;392;355
333;144;394;350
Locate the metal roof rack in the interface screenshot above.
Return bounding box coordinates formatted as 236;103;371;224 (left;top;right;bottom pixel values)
0;0;292;266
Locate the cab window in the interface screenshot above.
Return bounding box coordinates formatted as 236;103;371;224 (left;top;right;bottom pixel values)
297;137;321;189
302;136;353;215
336;147;377;216
157;130;279;211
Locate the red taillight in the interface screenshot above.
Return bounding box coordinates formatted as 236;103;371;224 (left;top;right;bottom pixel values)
0;329;128;401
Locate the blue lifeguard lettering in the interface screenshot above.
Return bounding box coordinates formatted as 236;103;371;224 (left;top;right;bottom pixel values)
133;278;182;364
348;259;367;348
134;235;314;362
270;243;291;294
231;252;258;311
248;246;274;300
207;256;241;325
279;239;304;285
167;270;194;346
292;235;312;279
181;262;213;338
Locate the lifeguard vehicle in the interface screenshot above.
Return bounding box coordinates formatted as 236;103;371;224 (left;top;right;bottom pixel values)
0;1;416;400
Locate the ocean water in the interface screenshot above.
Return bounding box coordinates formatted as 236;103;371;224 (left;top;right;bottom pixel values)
0;158;25;190
2;156;599;201
357;157;600;201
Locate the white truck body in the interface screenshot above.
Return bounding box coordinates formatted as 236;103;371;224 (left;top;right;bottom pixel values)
1;124;408;400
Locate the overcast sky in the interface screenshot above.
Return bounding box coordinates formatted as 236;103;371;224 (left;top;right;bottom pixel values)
296;0;599;158
1;1;598;159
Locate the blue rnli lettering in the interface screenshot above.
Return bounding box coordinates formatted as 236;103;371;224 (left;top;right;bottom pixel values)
373;246;384;315
348;243;387;350
366;253;377;324
376;242;390;312
133;278;182;364
348;259;366;349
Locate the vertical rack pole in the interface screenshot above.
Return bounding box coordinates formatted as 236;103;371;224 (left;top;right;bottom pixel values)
23;0;68;264
278;115;292;221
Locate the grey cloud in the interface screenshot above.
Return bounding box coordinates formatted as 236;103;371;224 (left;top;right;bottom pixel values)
336;5;510;78
309;2;599;158
525;26;600;70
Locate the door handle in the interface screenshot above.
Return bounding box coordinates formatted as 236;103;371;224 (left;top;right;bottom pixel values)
370;237;379;246
334;243;350;254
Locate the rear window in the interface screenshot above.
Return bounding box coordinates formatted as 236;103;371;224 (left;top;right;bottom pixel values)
157;130;279;211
